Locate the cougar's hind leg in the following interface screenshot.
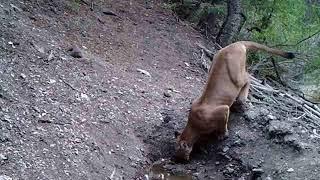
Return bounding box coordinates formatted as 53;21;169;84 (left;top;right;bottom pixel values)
231;73;250;112
217;106;230;140
234;75;250;112
237;78;250;103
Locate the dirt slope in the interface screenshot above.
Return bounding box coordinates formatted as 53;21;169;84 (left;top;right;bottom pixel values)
0;0;319;180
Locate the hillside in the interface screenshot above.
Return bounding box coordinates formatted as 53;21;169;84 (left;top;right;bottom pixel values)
0;1;319;179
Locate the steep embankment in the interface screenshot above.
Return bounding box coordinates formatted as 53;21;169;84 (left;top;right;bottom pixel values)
0;1;319;180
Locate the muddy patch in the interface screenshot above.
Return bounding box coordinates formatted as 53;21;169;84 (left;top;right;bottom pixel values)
139;105;320;179
138;109;252;179
147;159;193;180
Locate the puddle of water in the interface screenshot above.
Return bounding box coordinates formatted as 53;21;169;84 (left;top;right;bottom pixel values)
146;164;193;180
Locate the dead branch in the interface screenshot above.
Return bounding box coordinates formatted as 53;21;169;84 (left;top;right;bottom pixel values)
214;42;222;50
59;77;80;92
80;0;90;5
304;104;320;118
247;73;320;127
251;84;279;93
284;93;320;117
272;29;320;47
304;109;320;127
270;57;286;86
196;43;214;59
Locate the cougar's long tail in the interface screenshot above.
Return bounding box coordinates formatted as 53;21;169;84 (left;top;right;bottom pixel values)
239;41;295;59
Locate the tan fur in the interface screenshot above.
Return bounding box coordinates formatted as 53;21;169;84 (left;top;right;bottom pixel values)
175;41;294;161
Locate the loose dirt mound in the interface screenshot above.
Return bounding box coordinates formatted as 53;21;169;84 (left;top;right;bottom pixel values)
0;0;319;180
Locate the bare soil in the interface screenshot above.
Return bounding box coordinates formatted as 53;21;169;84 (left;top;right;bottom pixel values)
0;0;319;180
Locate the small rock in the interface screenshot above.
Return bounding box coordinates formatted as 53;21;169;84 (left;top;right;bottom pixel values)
244;109;260;121
252;168;264;178
20;73;27;79
284;134;308;151
267;114;276;120
3;115;11;123
233;139;245;146
33;106;41;113
163;92;171;98
287;168;294;172
47;50;54;61
38;119;53;123
80;93;90;101
222;146;229;153
226;167;234;173
99;119;110;124
34;44;45;53
193;172;200;177
268;120;293;136
48;79;56;84
137;69;151;77
0;154;8;161
28;15;37;21
252;168;264;173
68;46;83;58
168;87;180;93
8;41;16;48
102;9;117;16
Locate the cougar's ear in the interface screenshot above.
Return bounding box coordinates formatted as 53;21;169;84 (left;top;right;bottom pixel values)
174;131;181;138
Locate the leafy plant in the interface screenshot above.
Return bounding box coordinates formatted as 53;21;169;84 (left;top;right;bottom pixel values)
241;0;320;99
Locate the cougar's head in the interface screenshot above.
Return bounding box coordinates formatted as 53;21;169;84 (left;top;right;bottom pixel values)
174;131;193;162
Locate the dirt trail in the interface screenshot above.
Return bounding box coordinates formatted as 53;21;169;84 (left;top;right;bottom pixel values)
0;0;319;180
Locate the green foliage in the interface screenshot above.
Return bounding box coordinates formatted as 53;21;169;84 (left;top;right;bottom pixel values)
162;2;178;10
242;0;320;63
241;0;320;99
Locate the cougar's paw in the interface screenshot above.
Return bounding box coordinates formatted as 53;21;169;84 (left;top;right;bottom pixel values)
217;130;229;141
174;140;193;162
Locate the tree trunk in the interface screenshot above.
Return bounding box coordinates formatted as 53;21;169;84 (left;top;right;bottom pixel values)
216;0;242;47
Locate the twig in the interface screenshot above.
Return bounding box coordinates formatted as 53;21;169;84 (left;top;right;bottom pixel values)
196;43;214;59
59;77;80;92
90;1;94;11
304;104;320;118
110;168;116;179
199;49;210;72
251;84;279;93
272;29;320;47
304;109;320;127
80;0;90;5
102;10;118;16
214;42;222;50
292;113;306;120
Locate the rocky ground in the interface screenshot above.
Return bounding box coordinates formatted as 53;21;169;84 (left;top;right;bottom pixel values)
0;0;319;180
